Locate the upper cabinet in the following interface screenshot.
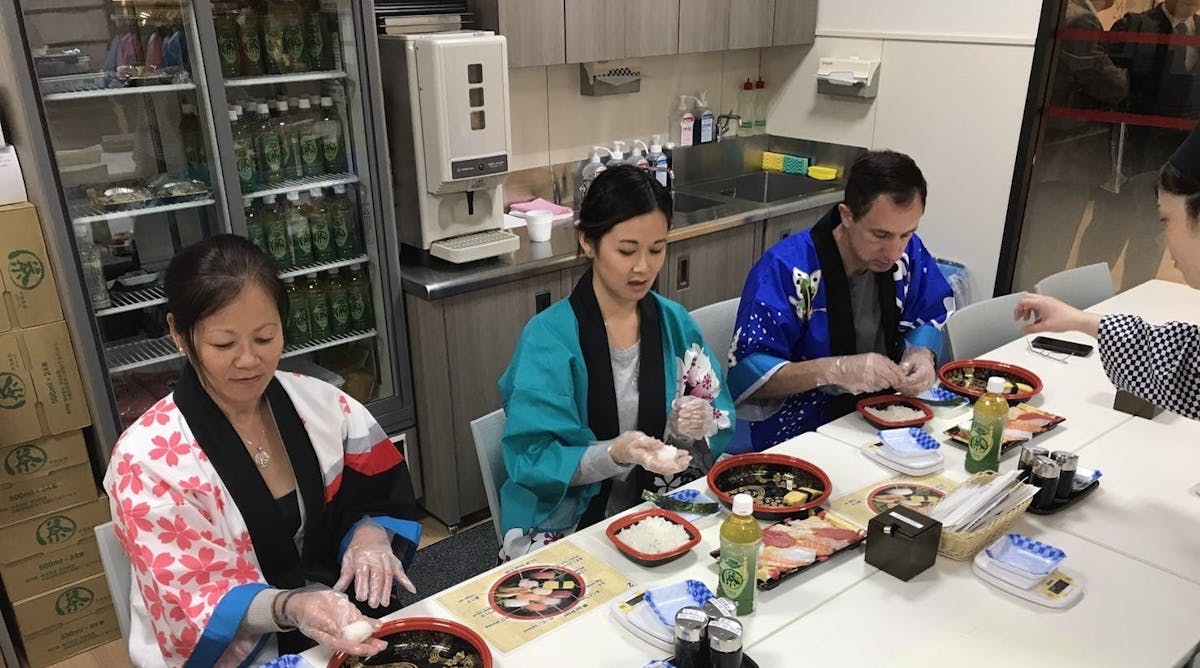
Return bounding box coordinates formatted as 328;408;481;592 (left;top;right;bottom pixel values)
773;0;818;46
728;0;776;50
678;0;730;54
564;0;626;64
627;0;680;59
476;0;566;68
477;0;817;65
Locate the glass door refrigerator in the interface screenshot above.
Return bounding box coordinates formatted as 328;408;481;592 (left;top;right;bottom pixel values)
0;0;415;457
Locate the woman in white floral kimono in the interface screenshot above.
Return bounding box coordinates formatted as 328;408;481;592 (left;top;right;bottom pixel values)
103;236;422;667
497;166;735;560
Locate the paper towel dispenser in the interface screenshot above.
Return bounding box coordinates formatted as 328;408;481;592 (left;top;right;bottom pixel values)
817;57;880;98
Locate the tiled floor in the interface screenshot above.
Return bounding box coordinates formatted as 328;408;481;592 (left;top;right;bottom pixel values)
44;511;486;668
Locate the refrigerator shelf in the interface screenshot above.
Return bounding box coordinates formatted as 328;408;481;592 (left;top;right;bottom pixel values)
246;173;359;199
95;286;166;317
106;329;378;373
226;70;348;88
279;254;369;279
42;81;197;102
70;198;216;224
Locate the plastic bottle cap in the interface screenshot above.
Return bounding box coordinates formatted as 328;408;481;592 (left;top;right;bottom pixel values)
181;103;194;113
258;103;270;114
278;102;289;112
333;185;346;194
743;77;754;91
755;77;765;89
72;222;89;239
298;99;311;109
287;191;300;202
243;197;253;208
986;376;1006;395
321;96;334;106
264;195;276;204
326;269;337;276
732;493;754;516
228;110;238;122
610;141;625;160
309;188;323;197
283;276;295;283
650;133;663;153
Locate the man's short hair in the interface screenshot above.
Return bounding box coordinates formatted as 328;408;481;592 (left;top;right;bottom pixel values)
843;150;928;221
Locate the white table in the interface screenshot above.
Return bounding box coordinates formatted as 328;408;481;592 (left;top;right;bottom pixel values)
301;432;898;668
1033;414;1200;586
749;523;1200;667
1090;279;1200;325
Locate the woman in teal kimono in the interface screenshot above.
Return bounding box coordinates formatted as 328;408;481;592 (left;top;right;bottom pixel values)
498;165;734;560
728;150;955;452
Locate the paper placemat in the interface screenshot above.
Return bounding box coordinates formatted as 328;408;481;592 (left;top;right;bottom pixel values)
826;473;960;529
436;538;636;653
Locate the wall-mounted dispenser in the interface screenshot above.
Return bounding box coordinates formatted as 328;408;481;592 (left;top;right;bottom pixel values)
580;59;642;96
816;57;881;98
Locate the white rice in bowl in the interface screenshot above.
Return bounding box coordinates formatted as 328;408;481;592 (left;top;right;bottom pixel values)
866;404;926;422
615;516;691;554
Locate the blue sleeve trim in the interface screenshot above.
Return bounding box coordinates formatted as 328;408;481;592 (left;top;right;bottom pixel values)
184;582;271;668
339;516;423;569
904;324;943;359
728;352;790;404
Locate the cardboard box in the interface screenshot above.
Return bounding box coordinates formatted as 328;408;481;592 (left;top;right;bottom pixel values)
0;496;109;601
0;203;62;329
0;323;90;448
0;463;96;529
0;148;26;207
13;573;119;668
0;430;89;486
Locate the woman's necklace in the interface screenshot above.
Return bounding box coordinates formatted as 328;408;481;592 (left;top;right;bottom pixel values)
236;403;275;469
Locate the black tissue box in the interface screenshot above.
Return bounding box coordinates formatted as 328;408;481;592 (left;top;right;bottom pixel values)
1113;390;1164;419
865;505;942;581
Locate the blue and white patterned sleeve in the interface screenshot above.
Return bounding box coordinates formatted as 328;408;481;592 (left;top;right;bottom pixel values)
727;254;811;409
895;235;956;356
1098;314;1200;420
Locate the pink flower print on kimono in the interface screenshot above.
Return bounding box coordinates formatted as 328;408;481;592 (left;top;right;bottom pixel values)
673;343;733;435
789;267;822;323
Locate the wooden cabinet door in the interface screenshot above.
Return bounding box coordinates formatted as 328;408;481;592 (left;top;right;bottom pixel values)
728;0;775;50
478;0;566;68
773;0;818;46
627;0;679;58
761;207;826;257
678;0;729;54
663;224;759;310
441;271;566;519
565;0;627;63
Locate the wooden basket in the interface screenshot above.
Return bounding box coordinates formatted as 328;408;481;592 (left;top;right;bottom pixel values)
937;472;1033;561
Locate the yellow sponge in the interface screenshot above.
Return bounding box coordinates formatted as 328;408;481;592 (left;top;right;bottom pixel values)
807;165;839;181
761;151;785;173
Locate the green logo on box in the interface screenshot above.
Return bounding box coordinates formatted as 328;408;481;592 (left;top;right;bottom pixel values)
36;515;77;545
55;587;93;615
0;372;26;409
7;250;45;290
4;444;46;475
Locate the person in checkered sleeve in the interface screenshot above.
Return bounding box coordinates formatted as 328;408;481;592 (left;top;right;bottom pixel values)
1014;123;1200;421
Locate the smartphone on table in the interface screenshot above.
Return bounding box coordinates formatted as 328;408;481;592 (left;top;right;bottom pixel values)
1031;336;1094;357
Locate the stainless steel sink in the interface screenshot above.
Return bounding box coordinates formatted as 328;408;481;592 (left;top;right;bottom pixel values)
672;192;726;214
690;172;839;203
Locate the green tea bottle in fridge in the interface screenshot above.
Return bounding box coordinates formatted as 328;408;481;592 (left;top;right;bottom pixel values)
319;96;347;173
244;197;266;253
285;191;313;265
296;98;323;177
324;269;350;335
180;103;207;181
966;376;1008;474
262;0;288;74
277;101;301;178
346;262;372;330
214;2;242;77
255;103;285;185
305;188;336;262
305;272;332;339
304;0;334;71
237;1;264;76
231;110;258;189
283;0;308;73
262;195;290;268
329;184;360;258
718;493;761;615
283;276;310;345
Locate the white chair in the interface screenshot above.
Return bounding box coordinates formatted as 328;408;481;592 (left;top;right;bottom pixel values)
95;521;131;641
470;409;507;544
689;298;740;373
1034;262;1115;309
945;291;1029;360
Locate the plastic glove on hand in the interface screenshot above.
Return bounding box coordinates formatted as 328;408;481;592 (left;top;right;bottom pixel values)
667;395;719;440
895;347;936;396
333;518;416;608
820;353;905;394
279;588;386;657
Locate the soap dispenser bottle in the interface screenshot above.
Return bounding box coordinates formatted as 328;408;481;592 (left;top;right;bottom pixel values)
630;140;650;169
607;140;627;167
754;76;767;135
648;135;669;188
696;91;714;145
670;95;695;148
575;147;610;212
739;77;755;137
